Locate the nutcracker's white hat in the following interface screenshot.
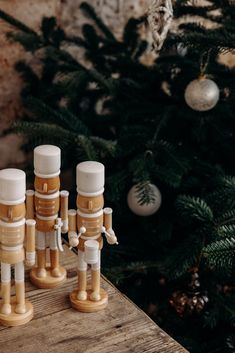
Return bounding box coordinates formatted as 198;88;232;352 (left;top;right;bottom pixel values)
76;161;104;197
0;168;26;205
34;145;61;178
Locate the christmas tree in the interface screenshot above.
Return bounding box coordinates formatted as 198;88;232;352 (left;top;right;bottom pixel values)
1;1;235;351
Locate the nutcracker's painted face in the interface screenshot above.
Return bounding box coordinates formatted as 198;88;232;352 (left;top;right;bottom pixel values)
34;176;60;194
76;194;104;213
0;203;25;222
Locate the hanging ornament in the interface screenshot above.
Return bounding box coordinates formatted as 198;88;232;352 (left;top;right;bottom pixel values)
169;269;209;317
148;0;173;52
185;50;220;112
127;183;162;216
176;42;188;57
184;76;220;112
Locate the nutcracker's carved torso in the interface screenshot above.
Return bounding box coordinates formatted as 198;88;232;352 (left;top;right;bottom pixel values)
34;176;60;232
76;194;104;251
0;203;26;264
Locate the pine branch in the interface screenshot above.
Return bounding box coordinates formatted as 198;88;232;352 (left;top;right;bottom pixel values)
156;140;190;174
90;136;116;157
227;335;235;352
24;96;89;134
7;32;41;51
203;238;235;271
88;69;117;93
74;135;97;160
176;195;214;224
123;17;145;54
135;181;158;206
216;209;235;226
0;9;39;35
154;165;183;189
163;234;203;279
80;2;117;42
106;171;129;202
64;35;88;48
16;122;100;162
15;61;40;87
13;121;73;147
217;225;235;239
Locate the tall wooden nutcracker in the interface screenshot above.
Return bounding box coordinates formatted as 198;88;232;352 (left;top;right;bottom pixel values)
27;145;69;289
0;169;36;326
68;161;118;312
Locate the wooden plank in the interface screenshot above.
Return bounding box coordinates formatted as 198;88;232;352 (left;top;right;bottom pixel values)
0;246;188;353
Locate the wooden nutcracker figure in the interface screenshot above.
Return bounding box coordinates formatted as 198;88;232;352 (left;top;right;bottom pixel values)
27;145;69;289
0;169;36;326
68;161;118;312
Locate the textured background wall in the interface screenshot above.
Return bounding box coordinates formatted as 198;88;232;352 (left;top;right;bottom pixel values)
60;0;149;38
0;0;60;167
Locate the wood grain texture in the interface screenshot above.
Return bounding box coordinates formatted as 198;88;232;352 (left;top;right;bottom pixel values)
0;245;188;353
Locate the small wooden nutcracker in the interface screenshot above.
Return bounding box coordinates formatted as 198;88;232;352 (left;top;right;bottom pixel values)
27;145;69;289
68;161;118;312
0;169;36;326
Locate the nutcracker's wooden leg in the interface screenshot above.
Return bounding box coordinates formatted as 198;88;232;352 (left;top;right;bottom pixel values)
15;262;26;314
36;232;47;278
90;251;101;301
90;270;101;302
77;270;87;300
77;250;87;300
15;282;26;314
1;263;11;314
50;231;62;277
1;282;11;315
37;250;47;278
50;250;62;277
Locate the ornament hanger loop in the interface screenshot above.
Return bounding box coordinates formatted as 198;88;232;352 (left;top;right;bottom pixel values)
199;49;212;77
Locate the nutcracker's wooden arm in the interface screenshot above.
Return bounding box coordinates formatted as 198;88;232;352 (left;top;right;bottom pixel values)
104;207;113;231
60;190;69;233
26;190;35;220
68;209;79;248
25;219;36;266
103;208;118;245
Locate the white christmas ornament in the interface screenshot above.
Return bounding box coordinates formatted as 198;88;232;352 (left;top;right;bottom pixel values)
127;184;162;216
184;77;220;112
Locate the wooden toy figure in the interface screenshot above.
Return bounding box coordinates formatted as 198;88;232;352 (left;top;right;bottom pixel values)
68;161;118;312
0;169;36;326
26;145;69;289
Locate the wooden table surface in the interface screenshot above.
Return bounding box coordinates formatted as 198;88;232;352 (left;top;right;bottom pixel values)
0;246;188;353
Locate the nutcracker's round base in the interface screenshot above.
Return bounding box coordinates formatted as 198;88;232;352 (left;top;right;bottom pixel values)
70;288;108;312
30;267;66;289
0;299;33;327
